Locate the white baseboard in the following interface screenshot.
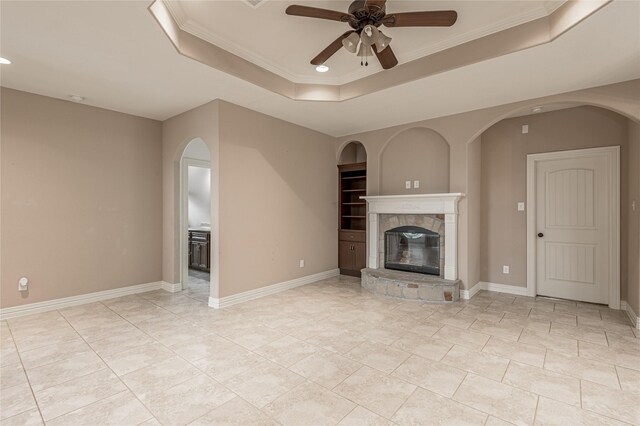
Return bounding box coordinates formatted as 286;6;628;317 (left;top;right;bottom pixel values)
209;269;339;309
161;282;183;293
460;281;529;300
621;300;640;330
0;281;164;320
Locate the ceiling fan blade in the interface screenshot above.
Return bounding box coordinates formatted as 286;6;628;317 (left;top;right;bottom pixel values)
311;31;355;65
286;5;353;22
383;10;458;27
373;45;398;69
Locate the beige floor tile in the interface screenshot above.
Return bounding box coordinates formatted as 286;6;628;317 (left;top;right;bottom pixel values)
223;361;305;408
33;369;126;421
392;387;487;426
88;329;154;357
0;409;43;426
18;339;92;370
337;406;393;426
345;341;410;374
120;356;201;400
453;374;538;426
578;317;635;335
442;345;510;381
0;362;28;390
392;355;466;397
0;382;38;420
549;322;608;346
75;320;139;343
599;310;633;325
543;351;619;389
357;322;411;345
518;328;578;356
13;327;80;353
264;381;355;425
254;335;320;367
392;333;453;361
428;312;477;329
579;341;640;371
615;366;640;393
137;418;162;426
305;329;367;354
168;333;232;362
606;331;640;353
144;374;235;425
487;301;531;317
46;391;153;426
470;319;523;341
503;361;580;406
0;342;21;366
188;396;277;426
221;324;286;350
482;336;546;367
500;314;551;333
26;351;106;391
530;310;577;326
191;340;265;382
581;380;640;424
333;366;416;419
289;350;362;389
534;396;627;426
432;325;490;350
101;341;174;376
484;416;514;426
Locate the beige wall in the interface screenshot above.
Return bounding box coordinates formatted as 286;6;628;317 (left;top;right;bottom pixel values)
380;127;450;195
480;106;629;288
218;102;337;297
627;119;640;315
162;100;337;299
466;137;482;287
336;79;640;292
1;88;163;308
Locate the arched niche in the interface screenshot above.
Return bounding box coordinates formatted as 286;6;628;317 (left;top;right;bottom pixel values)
338;141;367;165
380;127;450;195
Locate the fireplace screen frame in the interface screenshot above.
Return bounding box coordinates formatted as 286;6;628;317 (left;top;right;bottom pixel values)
384;226;440;276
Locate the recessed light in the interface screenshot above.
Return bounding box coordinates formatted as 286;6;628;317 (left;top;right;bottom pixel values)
532;106;543;113
315;64;329;73
0;57;12;65
69;95;85;102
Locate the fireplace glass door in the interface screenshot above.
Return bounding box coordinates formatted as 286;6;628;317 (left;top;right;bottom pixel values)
384;226;440;275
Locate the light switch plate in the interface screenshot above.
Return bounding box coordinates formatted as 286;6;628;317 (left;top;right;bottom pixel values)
522;125;529;134
413;180;420;189
405;181;411;189
517;202;525;211
503;265;510;274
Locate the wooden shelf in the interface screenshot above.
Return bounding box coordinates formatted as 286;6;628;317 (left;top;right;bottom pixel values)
342;202;366;205
342;189;366;192
342;215;365;218
341;175;366;180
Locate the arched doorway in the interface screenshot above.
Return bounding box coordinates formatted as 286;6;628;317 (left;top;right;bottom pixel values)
180;138;211;302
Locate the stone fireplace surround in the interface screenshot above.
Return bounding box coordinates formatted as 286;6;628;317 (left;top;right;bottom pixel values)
361;193;465;302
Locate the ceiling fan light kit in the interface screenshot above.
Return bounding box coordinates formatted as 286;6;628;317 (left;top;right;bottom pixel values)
286;0;457;70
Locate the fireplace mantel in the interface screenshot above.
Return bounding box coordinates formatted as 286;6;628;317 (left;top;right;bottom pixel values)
362;193;465;281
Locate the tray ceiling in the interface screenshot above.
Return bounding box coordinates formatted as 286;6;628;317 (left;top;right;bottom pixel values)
165;0;566;85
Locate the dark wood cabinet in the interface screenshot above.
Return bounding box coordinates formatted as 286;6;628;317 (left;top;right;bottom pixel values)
188;230;210;272
338;162;367;277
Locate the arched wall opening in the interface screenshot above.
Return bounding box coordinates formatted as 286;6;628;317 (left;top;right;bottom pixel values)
464;103;639;310
178;138;212;301
338;141;367;165
379;127;450;195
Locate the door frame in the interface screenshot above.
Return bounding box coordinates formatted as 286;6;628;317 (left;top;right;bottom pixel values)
180;157;211;290
526;146;620;309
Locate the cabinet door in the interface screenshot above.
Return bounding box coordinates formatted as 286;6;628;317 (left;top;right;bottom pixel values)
195;242;208;270
353;242;366;271
190;242;200;269
339;241;354;270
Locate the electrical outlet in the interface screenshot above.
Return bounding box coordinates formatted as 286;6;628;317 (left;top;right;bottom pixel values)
413;180;420;189
405;181;411;189
18;277;28;291
522;125;529;134
517;202;525;211
299;259;305;268
502;265;510;274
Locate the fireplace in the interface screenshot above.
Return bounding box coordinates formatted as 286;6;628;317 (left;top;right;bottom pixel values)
385;226;440;275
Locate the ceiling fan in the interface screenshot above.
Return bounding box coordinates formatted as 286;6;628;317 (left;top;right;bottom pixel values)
285;0;457;70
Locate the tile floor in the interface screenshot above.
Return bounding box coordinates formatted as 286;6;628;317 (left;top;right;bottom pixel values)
183;269;210;303
1;276;639;425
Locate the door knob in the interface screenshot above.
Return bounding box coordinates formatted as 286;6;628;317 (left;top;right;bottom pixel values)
537;232;544;238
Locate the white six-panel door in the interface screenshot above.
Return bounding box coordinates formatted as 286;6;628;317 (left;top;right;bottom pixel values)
529;147;619;305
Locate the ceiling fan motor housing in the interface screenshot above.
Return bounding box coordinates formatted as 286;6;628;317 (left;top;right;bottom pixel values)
348;0;386;30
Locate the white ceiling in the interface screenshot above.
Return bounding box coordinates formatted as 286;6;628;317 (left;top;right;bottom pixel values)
1;1;639;137
167;0;564;84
